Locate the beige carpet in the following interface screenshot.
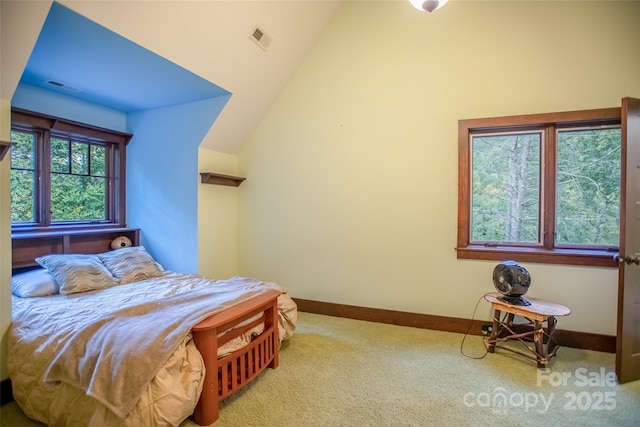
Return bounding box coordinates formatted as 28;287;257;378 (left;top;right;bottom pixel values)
2;312;639;426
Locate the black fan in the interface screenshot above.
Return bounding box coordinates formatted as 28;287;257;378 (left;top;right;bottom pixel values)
492;261;531;306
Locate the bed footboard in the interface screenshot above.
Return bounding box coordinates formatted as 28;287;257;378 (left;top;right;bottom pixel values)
191;289;281;426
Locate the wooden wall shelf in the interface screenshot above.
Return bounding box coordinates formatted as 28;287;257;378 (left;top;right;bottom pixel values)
1;140;15;161
200;172;245;187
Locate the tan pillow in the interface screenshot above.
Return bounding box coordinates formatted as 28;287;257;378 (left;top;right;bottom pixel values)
35;254;117;295
98;246;163;284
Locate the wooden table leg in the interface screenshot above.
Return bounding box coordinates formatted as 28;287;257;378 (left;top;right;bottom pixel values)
505;313;515;331
534;319;546;368
545;316;560;360
487;309;501;353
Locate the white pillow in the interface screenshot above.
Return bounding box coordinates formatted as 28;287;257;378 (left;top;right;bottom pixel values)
36;254;117;295
12;268;59;298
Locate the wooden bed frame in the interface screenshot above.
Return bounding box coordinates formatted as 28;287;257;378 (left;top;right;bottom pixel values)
192;289;280;425
11;229;281;426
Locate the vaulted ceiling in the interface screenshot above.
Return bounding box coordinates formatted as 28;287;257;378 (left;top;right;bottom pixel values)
18;1;343;153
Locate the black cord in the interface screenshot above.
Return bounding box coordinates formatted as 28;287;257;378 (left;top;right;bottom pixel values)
460;293;490;360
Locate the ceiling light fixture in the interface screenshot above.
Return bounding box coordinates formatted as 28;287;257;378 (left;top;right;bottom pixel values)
409;0;448;13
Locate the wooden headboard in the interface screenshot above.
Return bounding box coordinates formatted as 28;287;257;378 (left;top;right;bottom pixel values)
12;228;140;270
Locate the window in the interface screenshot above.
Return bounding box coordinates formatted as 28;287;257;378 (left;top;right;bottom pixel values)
10;109;131;232
457;107;621;267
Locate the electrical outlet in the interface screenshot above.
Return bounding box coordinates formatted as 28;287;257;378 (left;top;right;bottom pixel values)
481;325;492;335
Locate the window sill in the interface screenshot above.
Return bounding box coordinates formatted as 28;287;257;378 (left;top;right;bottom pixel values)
12;226;137;239
456;245;618;268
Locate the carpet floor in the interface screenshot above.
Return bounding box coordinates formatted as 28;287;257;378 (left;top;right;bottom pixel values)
2;311;639;426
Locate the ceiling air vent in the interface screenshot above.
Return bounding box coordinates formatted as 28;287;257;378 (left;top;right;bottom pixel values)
249;25;272;52
45;80;80;92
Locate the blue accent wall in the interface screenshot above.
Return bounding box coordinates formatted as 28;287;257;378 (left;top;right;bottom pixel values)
12;84;230;272
12;1;233;273
126;96;230;272
23;2;229;112
12;83;127;132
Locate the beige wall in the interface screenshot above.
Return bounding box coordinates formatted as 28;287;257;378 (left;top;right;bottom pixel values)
1;100;11;382
197;147;241;280
0;0;52;382
238;1;640;335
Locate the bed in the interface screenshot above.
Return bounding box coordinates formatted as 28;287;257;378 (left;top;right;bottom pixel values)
8;245;297;426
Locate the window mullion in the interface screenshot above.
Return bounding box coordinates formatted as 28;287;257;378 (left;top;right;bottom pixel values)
41;130;52;227
542;126;556;250
106;143;114;222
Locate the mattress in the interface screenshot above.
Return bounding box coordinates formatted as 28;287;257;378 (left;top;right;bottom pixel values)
8;272;296;427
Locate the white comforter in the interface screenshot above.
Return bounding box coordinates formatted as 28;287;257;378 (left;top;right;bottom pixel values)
8;273;297;427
